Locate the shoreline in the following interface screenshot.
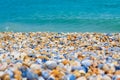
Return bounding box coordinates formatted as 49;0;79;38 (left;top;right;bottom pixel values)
0;32;120;80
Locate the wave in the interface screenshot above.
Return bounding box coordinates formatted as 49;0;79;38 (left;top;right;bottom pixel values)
0;17;120;32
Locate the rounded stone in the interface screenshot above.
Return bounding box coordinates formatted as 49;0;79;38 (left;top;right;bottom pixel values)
0;71;5;77
41;71;50;79
35;59;42;64
28;53;36;58
115;66;120;70
0;62;8;71
19;66;28;78
45;61;57;69
1;73;10;80
77;77;87;80
13;70;22;80
102;75;111;80
81;59;92;67
6;69;14;78
26;70;38;80
30;64;41;70
38;76;45;80
47;75;55;80
67;74;76;80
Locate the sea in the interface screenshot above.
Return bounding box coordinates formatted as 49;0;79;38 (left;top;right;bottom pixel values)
0;0;120;32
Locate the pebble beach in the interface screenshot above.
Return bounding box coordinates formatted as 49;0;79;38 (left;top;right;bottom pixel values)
0;32;120;80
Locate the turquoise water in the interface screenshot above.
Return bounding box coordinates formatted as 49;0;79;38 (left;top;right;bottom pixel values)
0;0;120;32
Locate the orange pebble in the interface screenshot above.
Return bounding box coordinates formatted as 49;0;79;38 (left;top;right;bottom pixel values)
62;60;69;65
1;74;10;80
51;69;63;78
33;69;41;76
14;70;22;80
115;70;120;75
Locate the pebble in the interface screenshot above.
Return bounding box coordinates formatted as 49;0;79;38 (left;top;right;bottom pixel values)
41;71;50;79
38;76;45;80
26;69;39;80
47;75;55;80
1;73;10;80
6;69;14;78
76;77;87;80
45;61;57;70
0;62;8;71
0;71;5;77
30;64;41;70
66;74;76;80
81;59;92;67
102;75;111;80
13;69;22;80
0;32;120;79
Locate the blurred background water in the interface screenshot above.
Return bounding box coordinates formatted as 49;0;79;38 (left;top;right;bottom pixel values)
0;0;120;32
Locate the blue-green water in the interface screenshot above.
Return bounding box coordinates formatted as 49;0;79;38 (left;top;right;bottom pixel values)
0;0;120;32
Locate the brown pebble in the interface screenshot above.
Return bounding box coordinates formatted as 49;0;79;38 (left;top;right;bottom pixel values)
1;74;10;80
115;70;120;75
33;69;41;76
14;70;22;80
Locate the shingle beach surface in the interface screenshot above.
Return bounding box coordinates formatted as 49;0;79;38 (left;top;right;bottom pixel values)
0;32;120;80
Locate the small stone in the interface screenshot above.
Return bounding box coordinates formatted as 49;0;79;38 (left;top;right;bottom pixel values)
88;75;97;80
62;60;70;65
26;70;38;80
14;70;22;80
0;71;5;77
28;53;36;58
115;66;120;71
38;76;45;80
30;64;41;70
77;77;87;80
0;62;8;71
45;61;57;69
42;71;50;79
19;66;28;78
69;46;74;50
66;74;76;80
81;59;92;67
79;70;86;74
22;78;27;80
113;75;120;80
35;59;42;64
98;63;103;69
79;65;88;73
33;69;41;76
50;69;63;78
42;58;48;63
6;69;14;78
1;73;10;80
103;64;109;72
72;70;81;78
14;62;22;69
114;70;120;75
102;75;111;80
47;75;55;80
